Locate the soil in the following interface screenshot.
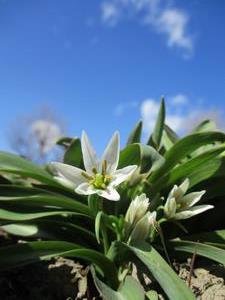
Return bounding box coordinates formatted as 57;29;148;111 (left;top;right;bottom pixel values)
0;257;225;300
175;261;225;300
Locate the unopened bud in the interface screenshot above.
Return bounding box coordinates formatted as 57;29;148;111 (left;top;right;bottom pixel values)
129;211;156;242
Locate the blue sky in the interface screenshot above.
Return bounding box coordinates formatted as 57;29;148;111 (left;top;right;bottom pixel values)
0;0;225;153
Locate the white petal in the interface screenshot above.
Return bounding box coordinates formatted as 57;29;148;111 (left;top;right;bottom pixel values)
164;197;176;219
180;191;206;208
50;162;85;187
81;131;99;174
174;205;214;220
75;182;96;196
112;165;137;186
167;185;178;202
53;176;76;189
97;187;120;201
101;131;120;174
179;178;190;195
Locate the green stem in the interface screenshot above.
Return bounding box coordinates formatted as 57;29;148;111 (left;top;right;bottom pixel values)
158;224;172;267
101;223;109;254
174;221;188;233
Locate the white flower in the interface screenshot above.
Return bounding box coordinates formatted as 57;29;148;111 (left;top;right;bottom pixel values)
125;193;150;227
164;178;214;220
129;211;156;242
50;131;137;201
125;193;157;242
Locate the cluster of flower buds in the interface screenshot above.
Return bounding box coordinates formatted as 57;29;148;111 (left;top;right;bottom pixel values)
164;178;213;220
125;193;156;243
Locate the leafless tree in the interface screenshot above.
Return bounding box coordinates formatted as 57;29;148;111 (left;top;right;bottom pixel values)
7;105;66;163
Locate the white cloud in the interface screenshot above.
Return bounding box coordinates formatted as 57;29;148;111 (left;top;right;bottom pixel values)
140;98;184;133
156;9;192;52
101;2;120;26
170;94;189;105
140;96;224;137
100;0;193;56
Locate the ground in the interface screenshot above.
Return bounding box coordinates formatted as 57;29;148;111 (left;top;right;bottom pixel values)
0;257;225;299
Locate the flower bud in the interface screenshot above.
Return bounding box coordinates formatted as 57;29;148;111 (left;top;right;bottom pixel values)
125;193;149;227
129;211;156;242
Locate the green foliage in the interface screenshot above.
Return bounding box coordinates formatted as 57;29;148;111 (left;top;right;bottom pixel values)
0;99;225;299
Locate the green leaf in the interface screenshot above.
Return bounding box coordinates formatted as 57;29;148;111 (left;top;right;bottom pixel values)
128;242;195;300
63;138;84;169
119;143;165;173
192;120;217;133
170;240;225;265
149;131;225;183
153;144;225;194
56;136;73;148
0;192;92;216
0;207;84;221
169;146;225;188
146;290;158;300
147;98;165;149
2;224;39;236
161;124;179;151
149;145;225;208
0;151;58;186
2;220;98;248
177;230;225;248
95;211;103;244
92;268;145;300
127;121;142;145
0;240;119;289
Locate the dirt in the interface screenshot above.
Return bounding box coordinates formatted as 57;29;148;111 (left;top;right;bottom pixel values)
0;258;99;300
0;257;225;299
175;260;225;300
132;258;225;300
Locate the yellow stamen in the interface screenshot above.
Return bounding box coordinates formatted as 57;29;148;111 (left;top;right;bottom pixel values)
81;172;93;180
92;167;98;174
102;160;107;176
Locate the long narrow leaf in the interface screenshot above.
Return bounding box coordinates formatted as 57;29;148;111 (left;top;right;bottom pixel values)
0;151;58;186
127;242;195;300
0;208;84;221
147;98;165;149
170;240;225;265
92;267;145;300
149;131;225;183
0;193;92;216
149;144;225;202
0;240;118;289
126;121;143;145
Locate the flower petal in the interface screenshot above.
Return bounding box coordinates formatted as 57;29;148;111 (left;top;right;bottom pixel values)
112;165;137;186
179;178;190;195
167;185;178;202
130;211;156;242
81;131;99;174
50;162;85;187
179;191;206;208
75;182;96;196
97;187;120;201
174;205;214;220
53;176;76;189
164;197;176;219
101;131;120;174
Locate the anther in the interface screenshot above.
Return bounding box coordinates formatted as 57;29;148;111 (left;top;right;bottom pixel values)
102;160;107;176
81;172;93;180
92;167;98;174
